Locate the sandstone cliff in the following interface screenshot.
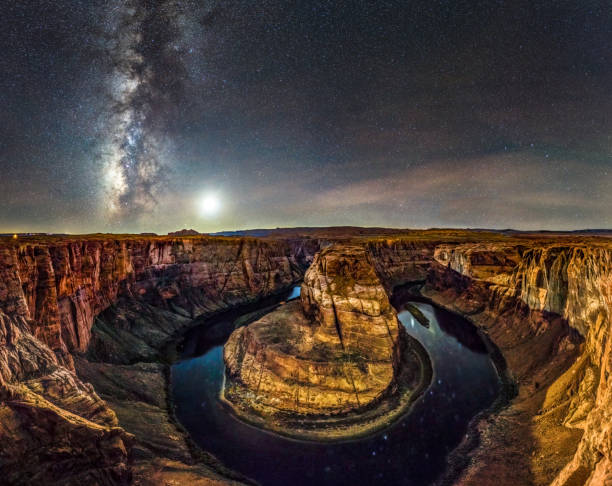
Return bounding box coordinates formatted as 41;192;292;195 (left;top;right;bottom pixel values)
0;235;318;485
224;244;405;420
425;242;612;486
366;238;438;288
301;244;402;371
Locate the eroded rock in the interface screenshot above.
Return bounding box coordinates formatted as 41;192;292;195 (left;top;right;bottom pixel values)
223;244;429;439
0;235;319;485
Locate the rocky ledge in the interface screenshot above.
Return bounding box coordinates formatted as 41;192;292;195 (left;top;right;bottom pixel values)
222;244;431;440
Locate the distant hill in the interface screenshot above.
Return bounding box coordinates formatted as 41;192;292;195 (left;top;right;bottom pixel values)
168;229;202;236
209;226;612;239
209;226;417;238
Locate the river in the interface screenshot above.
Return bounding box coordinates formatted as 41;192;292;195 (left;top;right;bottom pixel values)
171;285;500;485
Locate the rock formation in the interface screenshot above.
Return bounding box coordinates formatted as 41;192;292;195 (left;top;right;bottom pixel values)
424;242;612;486
167;229;202;236
1;230;612;485
223;244;429;439
0;235;319;485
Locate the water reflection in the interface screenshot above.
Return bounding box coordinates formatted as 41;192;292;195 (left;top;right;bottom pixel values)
395;297;488;354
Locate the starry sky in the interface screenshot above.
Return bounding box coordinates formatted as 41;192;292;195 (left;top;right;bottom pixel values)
1;0;611;234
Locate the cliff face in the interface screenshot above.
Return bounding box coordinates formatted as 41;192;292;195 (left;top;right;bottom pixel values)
366;239;438;289
301;244;402;367
224;244;405;420
0;296;133;484
511;245;612;486
2;237;315;362
426;242;612;486
0;236;318;485
2;231;612;485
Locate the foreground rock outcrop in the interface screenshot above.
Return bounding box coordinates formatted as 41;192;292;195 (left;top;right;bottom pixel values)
223;244;430;439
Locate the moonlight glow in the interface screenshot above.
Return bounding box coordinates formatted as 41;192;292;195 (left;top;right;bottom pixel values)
199;194;221;217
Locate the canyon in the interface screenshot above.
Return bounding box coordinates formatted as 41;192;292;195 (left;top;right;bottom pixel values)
0;230;610;485
222;244;430;440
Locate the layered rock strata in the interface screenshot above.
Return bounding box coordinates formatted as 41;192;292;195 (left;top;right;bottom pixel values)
0;235;318;485
424;242;612;486
3;237;316;360
223;244;429;439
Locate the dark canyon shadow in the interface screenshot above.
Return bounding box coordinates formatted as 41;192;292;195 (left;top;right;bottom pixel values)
178;286;301;359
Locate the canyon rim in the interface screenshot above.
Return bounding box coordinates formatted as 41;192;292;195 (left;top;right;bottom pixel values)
0;229;610;485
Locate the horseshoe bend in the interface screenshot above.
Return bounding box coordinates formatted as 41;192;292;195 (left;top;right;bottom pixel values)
0;229;610;485
221;244;432;440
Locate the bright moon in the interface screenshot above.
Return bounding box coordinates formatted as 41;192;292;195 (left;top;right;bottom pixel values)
199;193;221;216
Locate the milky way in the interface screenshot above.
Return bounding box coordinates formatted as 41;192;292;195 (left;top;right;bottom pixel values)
1;1;611;233
100;1;191;219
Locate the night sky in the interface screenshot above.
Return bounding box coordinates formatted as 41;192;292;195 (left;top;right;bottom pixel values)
1;1;611;234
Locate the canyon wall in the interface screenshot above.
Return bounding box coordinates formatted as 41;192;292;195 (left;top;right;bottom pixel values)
425;242;612;486
1;232;612;485
1;237;317;362
366;238;438;288
0;235;319;485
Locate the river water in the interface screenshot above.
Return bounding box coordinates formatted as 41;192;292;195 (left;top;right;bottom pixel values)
171;286;500;485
